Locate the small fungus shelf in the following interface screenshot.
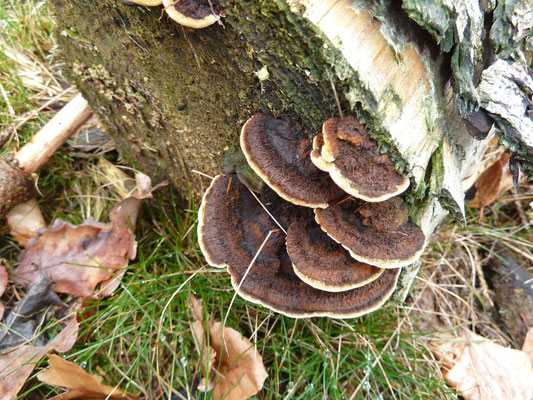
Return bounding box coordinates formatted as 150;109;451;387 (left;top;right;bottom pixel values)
123;0;221;29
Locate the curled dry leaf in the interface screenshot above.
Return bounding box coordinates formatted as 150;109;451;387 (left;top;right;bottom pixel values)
12;173;163;297
0;317;78;400
6;198;46;247
468;160;504;208
468;153;515;209
189;293;268;400
433;330;533;400
98;173;167;296
0;271;66;352
67;115;111;152
95;158;134;199
38;354;138;400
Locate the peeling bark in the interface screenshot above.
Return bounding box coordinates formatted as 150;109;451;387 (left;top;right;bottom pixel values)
403;0;533;179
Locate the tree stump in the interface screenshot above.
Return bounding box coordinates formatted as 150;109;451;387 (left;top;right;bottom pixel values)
51;0;501;299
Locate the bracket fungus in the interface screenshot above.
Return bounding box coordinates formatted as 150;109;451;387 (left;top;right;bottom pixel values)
198;114;426;318
162;0;220;29
286;220;384;292
314;197;425;269
311;116;410;202
122;0;220;29
241;114;344;208
198;174;400;318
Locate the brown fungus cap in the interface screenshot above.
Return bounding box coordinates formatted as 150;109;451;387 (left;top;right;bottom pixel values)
198;174;400;318
163;0;220;29
359;197;408;232
198;173;312;270
286;220;384;292
314;197;426;269
312;116;410;202
241;114;344;208
310;133;330;172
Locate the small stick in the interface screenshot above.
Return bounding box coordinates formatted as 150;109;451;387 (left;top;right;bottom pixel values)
328;72;343;120
15;93;92;174
0;94;93;217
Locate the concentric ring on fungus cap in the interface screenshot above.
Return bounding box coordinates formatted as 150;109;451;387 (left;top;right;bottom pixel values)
241;114;344;209
163;0;220;29
314;197;426;269
286;220;384;292
311;116;410;202
197;173;400;318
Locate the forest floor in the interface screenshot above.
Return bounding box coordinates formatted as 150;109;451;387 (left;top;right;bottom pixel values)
1;1;532;399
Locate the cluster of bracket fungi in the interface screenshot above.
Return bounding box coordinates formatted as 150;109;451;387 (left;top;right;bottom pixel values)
124;0;220;29
198;114;426;318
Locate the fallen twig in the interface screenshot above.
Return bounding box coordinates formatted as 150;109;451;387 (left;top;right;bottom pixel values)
0;94;92;217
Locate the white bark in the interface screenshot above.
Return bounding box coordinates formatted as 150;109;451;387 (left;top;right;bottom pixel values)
288;0;493;297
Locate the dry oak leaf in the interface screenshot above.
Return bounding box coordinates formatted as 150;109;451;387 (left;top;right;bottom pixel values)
433;330;533;400
12;215;135;297
0;317;78;400
189;293;268;400
0;270;66;352
38;354;138;400
12;173;161;297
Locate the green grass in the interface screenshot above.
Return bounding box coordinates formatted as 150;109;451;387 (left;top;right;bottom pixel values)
30;196;456;399
0;0;68;150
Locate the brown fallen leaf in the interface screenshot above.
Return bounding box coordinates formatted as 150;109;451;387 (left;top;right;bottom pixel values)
0;316;78;400
12;173;164;297
433;330;533;400
12;215;134;297
6;198;46;247
98;173;166;296
498;157;515;196
468;160;504;208
189;293;268;400
38;354;138;400
468;152;517;209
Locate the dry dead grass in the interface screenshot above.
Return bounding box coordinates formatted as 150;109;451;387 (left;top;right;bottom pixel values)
407;181;532;353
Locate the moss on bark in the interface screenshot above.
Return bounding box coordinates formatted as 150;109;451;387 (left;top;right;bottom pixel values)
51;0;355;200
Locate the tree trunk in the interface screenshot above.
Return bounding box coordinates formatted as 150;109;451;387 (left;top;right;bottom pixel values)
51;0;493;299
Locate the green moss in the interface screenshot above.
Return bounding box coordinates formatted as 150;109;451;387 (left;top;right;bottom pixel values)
51;0;431;202
420;142;464;221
